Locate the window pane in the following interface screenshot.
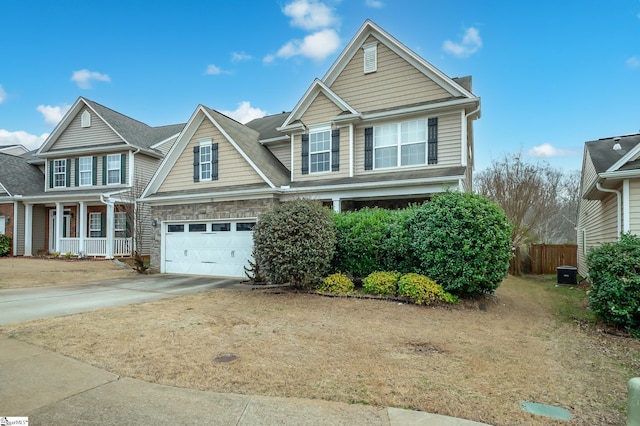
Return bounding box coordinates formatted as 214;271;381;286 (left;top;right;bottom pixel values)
375;146;397;168
167;224;184;233
108;170;120;184
401;120;426;144
114;213;126;230
236;222;256;231
310;152;330;173
212;223;230;232
201;163;211;180
374;124;397;147
89;213;101;238
401;143;426;166
189;223;207;232
200;145;211;163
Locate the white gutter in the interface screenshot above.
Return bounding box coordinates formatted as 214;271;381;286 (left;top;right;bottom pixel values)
596;182;622;237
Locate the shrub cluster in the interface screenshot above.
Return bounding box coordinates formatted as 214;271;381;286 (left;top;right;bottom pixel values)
362;271;401;295
0;234;10;256
253;199;336;289
397;273;458;305
318;273;354;294
586;233;640;333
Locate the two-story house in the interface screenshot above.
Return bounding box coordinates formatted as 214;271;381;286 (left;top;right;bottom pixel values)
7;97;184;258
140;20;481;278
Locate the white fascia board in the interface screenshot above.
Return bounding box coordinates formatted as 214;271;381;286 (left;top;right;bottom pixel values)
150;133;181;149
280;80;357;129
280;181;458;202
600;169;640;179
607;143;640;172
141;187;279;205
37;145;160;158
362;98;479;122
202;109;276;189
0;182;12;197
277;122;306;133
259;136;290;145
141;108;205;198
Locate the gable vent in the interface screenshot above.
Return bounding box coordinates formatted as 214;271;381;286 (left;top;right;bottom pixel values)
81;110;91;128
363;42;378;74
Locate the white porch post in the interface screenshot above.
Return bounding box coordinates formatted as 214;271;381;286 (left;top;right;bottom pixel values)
78;201;86;256
332;197;341;213
24;203;33;256
105;201;114;259
55;202;63;253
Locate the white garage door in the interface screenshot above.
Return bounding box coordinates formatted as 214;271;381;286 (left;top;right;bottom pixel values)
163;221;255;278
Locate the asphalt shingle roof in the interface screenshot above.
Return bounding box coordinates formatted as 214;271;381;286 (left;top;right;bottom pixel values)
0;153;45;196
585;133;640;173
245;112;290;142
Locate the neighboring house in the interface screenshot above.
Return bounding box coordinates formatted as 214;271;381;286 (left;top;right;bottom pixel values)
0;144;29;157
141;20;481;278
6;97;184;258
577;133;640;277
0;153;45;255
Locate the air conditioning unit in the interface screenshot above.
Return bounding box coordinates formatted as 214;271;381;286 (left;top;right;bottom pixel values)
557;266;577;285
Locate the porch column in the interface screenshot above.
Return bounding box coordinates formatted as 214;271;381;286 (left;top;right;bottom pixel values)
55;202;63;253
105;201;114;259
78;201;86;256
24;203;33;256
332;197;341;213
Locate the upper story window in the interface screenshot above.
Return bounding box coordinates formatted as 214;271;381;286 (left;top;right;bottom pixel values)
53;159;67;187
374;119;427;169
79;156;92;186
200;139;212;181
363;42;378;74
309;127;331;173
106;154;121;185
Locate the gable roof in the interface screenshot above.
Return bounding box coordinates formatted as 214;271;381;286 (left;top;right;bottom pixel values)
38;97;185;157
585;134;640;174
0;152;45;197
142;105;290;198
245;112;290;143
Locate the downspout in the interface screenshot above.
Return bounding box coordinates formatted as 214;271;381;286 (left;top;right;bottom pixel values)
464;102;480;187
596;182;622;238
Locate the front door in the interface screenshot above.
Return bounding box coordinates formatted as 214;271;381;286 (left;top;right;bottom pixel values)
49;210;71;253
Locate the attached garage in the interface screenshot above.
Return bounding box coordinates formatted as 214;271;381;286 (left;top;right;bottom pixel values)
162;220;255;278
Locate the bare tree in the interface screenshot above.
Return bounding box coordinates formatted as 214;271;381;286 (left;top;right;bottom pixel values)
115;172;150;273
475;153;563;247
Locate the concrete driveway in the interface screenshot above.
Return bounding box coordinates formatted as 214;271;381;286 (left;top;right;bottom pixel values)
0;274;244;325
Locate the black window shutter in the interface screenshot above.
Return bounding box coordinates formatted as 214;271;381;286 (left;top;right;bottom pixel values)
120;153;126;184
100;212;105;238
65;159;71;187
211;143;219;181
428;117;438;165
49;161;54;188
193;146;200;182
301;134;309;175
331;129;340;172
102;156;107;185
75;158;79;187
92;156;98;186
364;127;373;170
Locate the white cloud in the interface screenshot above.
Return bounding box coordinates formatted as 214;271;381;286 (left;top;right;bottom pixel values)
263;54;276;64
283;0;337;30
71;69;111;89
205;64;225;75
220;101;266;124
37;104;71;126
276;28;340;62
365;0;384;8
231;51;252;62
0;129;49;151
626;56;640;69
527;143;574;158
443;27;482;58
0;85;6;104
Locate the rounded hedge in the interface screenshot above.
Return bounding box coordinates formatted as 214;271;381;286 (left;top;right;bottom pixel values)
362;271;401;295
397;273;458;305
318;273;355;294
586;233;640;333
253;199;336;289
406;191;512;297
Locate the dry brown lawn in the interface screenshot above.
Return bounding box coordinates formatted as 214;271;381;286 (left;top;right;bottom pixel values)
0;257;136;289
1;266;638;425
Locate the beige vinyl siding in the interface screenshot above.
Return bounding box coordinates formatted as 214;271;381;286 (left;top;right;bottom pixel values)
46;153;129;191
577;193;619;276
266;141;291;170
50;109;124;150
292;126;351;182
159;118;263;192
354;111;462;175
330;35;452;113
627;179;640;233
581;150;598;197
301;93;343;126
133;154;160;189
154;136;178;156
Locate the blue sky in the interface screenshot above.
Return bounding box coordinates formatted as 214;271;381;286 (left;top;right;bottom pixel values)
1;0;639;174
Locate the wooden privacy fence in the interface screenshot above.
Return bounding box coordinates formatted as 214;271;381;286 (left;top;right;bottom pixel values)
529;244;577;274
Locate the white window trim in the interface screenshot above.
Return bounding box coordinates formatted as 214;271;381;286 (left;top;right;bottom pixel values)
106;154;121;185
199;138;212;181
89;212;101;238
79;156;92;187
309;125;331;174
53;159;66;188
373;119;427;170
363;42;378;74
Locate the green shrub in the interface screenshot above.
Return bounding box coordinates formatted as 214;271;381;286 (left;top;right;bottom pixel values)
333;207;416;277
362;271;401;295
0;234;10;256
318;273;355;294
253;199;336;289
406;191;512;297
586;233;640;333
397;273;458;305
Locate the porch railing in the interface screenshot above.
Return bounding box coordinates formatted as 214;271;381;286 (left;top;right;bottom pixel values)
59;238;133;257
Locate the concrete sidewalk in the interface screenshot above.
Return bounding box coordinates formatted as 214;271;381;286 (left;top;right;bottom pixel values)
0;336;491;425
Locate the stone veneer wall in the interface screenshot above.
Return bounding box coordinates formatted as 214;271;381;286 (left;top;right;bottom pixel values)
149;198;279;271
